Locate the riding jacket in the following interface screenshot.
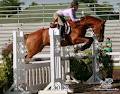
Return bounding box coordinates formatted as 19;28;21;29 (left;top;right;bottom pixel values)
56;8;80;22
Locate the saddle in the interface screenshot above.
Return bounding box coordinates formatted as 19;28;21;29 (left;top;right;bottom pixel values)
50;22;58;28
50;22;71;35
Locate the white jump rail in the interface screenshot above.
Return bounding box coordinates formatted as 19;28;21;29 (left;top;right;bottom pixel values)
106;52;120;65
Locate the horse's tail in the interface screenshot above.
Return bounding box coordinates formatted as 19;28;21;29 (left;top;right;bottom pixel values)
24;34;29;44
2;43;13;56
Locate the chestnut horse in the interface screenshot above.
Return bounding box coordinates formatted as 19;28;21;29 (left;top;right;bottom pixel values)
25;15;106;59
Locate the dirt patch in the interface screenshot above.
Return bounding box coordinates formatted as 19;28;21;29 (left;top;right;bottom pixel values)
112;70;120;80
69;82;120;94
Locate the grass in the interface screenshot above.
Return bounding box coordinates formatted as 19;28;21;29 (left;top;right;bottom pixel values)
113;66;120;70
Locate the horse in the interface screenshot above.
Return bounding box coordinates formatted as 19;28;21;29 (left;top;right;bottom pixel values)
25;15;106;59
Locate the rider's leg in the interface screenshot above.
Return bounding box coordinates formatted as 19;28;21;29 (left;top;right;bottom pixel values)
59;16;66;40
59;25;65;39
53;13;59;24
53;13;66;40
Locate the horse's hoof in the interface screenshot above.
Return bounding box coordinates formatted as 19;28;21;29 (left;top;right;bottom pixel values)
61;40;67;45
74;47;79;53
74;48;78;53
25;58;31;64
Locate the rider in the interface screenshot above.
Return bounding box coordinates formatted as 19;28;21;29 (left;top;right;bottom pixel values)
53;0;80;40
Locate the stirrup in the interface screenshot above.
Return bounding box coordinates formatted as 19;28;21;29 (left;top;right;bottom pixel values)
61;37;65;41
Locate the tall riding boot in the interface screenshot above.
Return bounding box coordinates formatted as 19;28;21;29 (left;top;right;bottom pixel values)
60;25;65;40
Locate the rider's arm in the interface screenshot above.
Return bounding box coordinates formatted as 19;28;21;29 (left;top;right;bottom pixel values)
69;8;80;22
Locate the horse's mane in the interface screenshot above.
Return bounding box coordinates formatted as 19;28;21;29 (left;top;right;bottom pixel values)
67;15;104;28
79;15;106;29
81;15;103;21
67;19;80;28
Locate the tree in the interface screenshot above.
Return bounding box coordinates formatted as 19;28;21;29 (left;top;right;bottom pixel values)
0;0;24;6
31;2;38;6
0;0;24;16
77;0;97;3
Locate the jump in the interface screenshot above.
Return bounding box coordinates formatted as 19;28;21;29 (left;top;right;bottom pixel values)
25;15;106;59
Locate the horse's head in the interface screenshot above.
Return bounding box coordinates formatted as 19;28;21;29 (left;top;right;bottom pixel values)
93;19;106;42
80;16;106;42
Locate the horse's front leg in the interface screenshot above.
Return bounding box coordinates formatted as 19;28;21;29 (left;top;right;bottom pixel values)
73;37;94;52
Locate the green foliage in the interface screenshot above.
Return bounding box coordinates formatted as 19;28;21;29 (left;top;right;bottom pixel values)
0;0;24;17
69;50;93;81
98;51;113;78
77;0;97;3
31;2;38;6
0;0;24;6
0;64;5;81
2;54;13;86
82;50;92;65
70;48;113;81
70;57;92;81
0;64;6;93
0;53;13;93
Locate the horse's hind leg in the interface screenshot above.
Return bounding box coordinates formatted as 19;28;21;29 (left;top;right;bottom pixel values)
25;44;44;62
